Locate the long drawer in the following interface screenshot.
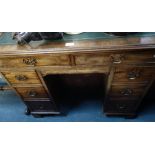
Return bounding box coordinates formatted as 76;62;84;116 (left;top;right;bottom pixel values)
0;55;70;67
75;52;155;66
2;71;41;85
15;86;49;99
121;52;155;64
113;66;155;83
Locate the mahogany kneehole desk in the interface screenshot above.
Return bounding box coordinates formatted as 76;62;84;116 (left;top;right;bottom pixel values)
0;35;155;118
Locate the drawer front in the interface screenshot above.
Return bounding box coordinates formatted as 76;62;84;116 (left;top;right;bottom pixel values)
75;52;155;66
111;53;155;64
122;53;155;64
2;71;41;84
109;84;146;98
0;55;69;67
113;66;155;83
75;53;112;65
25;100;57;112
15;87;49;99
104;99;138;114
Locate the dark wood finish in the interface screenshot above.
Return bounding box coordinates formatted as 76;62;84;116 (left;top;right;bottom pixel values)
24;99;60;115
104;98;138;114
113;66;155;83
1;34;155;117
109;84;147;98
120;52;155;64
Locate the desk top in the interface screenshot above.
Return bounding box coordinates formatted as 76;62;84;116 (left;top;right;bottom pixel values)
0;32;155;55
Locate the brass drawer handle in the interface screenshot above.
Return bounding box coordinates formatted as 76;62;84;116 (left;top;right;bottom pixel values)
15;75;28;81
28;90;37;97
128;71;140;80
23;57;37;65
120;88;133;96
111;54;125;64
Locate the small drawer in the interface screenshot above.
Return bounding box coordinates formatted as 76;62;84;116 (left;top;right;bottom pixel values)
75;53;112;65
0;55;70;67
24;100;57;113
113;66;155;83
109;84;147;98
104;98;138;114
15;87;49;99
2;71;41;85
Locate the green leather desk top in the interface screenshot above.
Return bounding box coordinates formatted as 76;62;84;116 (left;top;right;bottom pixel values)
1;32;155;45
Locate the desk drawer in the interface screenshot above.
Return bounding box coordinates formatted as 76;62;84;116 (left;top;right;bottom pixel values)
113;66;155;83
111;53;155;64
15;87;49;99
121;53;155;64
75;52;155;66
24;100;57;113
104;98;138;114
0;55;70;67
109;84;146;98
2;71;41;85
75;53;112;65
